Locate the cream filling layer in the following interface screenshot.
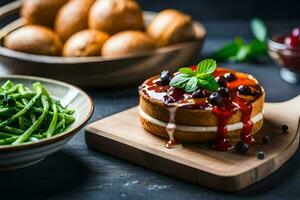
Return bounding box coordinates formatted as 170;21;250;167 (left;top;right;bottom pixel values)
139;106;263;132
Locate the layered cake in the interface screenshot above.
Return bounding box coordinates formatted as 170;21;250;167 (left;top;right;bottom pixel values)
138;59;265;151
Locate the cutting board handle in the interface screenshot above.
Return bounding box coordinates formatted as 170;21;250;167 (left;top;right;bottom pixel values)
280;94;300;123
285;94;300;107
265;94;300;123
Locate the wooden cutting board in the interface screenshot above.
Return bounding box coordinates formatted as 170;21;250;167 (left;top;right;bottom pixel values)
85;95;300;191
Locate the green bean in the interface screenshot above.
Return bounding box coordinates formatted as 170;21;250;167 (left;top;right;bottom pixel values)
0;132;45;140
29;112;36;123
0;88;42;129
0;108;15;116
1;80;13;90
0;132;17;139
46;102;57;138
0;130;45;139
17;85;27;94
19;117;26;130
1;126;23;135
42;86;58;138
9;92;35;99
15;103;75;123
0;136;18;145
32;134;45;139
20;98;36;124
13;95;49;145
0;81;75;146
3;84;21;95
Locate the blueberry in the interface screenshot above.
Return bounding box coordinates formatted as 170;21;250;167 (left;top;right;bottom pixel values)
192;89;206;98
224;73;237;82
257;151;265;159
282;125;288;133
262;136;270;144
238;85;253;96
235;141;249;154
208;92;222;106
215;76;228;87
159;70;172;85
217;87;230;98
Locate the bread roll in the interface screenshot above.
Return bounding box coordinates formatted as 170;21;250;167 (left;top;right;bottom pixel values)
54;0;95;42
21;0;69;27
147;9;196;47
4;25;62;56
63;29;109;57
89;0;144;35
102;31;156;57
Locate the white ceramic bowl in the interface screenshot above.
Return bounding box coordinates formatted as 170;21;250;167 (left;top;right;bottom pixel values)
0;75;94;170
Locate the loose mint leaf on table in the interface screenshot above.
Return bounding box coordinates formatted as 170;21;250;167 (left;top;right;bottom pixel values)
211;18;268;63
249;38;267;56
169;59;219;93
250;18;267;42
212;37;244;61
229;45;250;62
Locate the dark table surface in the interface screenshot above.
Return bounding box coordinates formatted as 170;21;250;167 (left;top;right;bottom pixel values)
1;20;300;200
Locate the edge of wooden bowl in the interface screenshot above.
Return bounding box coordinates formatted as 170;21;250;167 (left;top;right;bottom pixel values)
0;11;206;64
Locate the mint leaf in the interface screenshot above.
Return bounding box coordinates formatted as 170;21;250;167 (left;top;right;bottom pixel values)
250;18;267;42
197;59;217;74
198;79;209;85
212;42;239;60
185;77;198;92
169;74;190;88
169;59;219;93
179;67;196;76
231;45;250;62
248;39;267;56
202;75;219;92
212;37;244;61
211;19;268;63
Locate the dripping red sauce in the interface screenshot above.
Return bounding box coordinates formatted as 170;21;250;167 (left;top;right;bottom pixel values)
212;102;238;151
139;67;262;151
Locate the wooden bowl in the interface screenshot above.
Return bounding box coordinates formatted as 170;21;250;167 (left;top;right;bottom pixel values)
0;1;206;88
0;75;94;170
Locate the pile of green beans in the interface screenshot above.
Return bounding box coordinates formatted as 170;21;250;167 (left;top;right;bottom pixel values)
0;80;75;146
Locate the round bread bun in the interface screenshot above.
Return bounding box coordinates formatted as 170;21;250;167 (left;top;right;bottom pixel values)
101;31;156;57
147;9;196;47
54;0;95;42
88;0;144;35
139;72;265;144
63;29;109;57
21;0;69;27
4;25;62;56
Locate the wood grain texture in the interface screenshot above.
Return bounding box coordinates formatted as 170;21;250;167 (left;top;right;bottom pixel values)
85;95;300;191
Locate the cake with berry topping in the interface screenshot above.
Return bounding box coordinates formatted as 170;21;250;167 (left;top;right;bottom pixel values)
138;59;265;151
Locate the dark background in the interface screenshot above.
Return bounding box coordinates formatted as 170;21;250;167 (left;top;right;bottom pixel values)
1;0;300;20
139;0;300;21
